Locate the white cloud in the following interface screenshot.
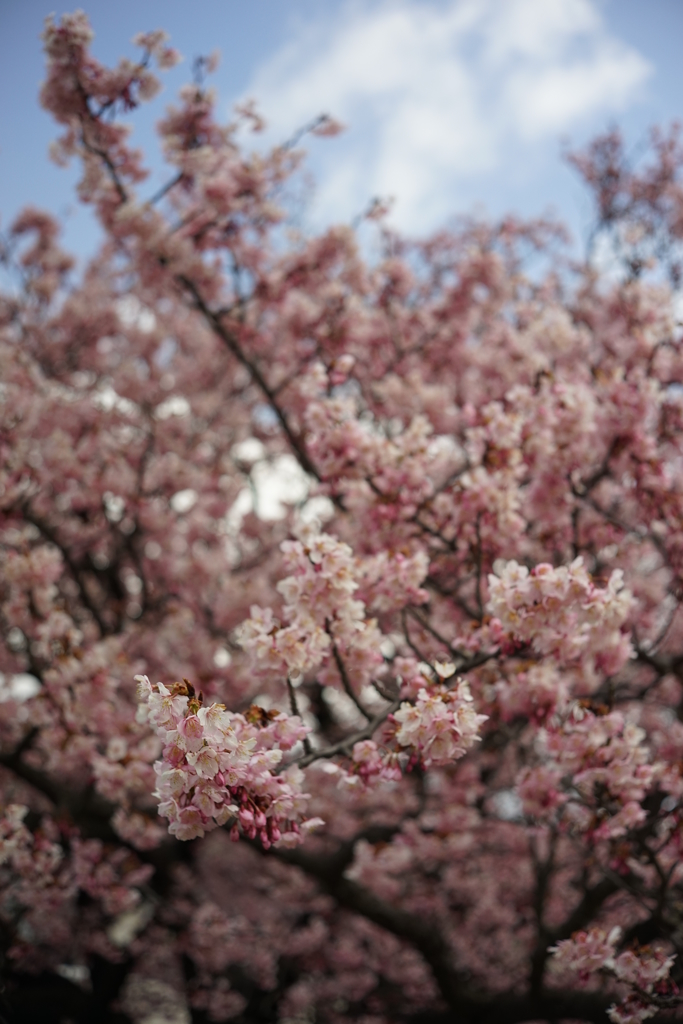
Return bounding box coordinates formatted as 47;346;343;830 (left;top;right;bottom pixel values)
241;0;652;233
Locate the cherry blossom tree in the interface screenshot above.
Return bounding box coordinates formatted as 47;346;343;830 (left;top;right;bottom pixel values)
2;12;683;1024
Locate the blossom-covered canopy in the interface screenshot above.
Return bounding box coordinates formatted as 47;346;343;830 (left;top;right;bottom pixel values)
2;12;683;1024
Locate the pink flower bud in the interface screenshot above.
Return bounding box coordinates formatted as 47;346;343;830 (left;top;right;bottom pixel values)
239;806;254;826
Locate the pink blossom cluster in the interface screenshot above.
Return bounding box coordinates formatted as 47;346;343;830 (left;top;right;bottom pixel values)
347;739;403;785
131;29;181;69
344;837;415;901
495;662;569;724
2;543;64;622
0;805;152;971
240;527;385;687
488;557;634;678
0;804;63;891
423;397;527;555
551;926;622;982
136;675;320;845
551;927;676;1024
315;739;403;790
356;547;430;613
302;367;443;523
41;12;178;196
518;708;661;837
393;680;488;768
91;730;165;850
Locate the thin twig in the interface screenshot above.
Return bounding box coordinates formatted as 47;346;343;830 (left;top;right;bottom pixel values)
293;701;400;769
287;677;312;755
326;624;373;722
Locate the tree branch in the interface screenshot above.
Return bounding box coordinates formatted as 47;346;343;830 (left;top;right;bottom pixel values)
176;274;322;482
292;701;400;769
270;830;465;1010
327;625;373;722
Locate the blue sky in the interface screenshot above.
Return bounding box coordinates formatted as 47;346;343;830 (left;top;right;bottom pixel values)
1;0;682;263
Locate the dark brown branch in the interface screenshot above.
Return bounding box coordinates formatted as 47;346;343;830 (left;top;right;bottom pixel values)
146;171;183;207
21;506;110;636
293;701;400;769
76;108;129;205
528;828;558;993
177;275;322;482
271;833;619;1024
548;876;620;946
327;625;373;722
287;677;312;755
404;606;499;673
405;605;457;653
402;606;432;663
474;513;484;622
271;831;465;1010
